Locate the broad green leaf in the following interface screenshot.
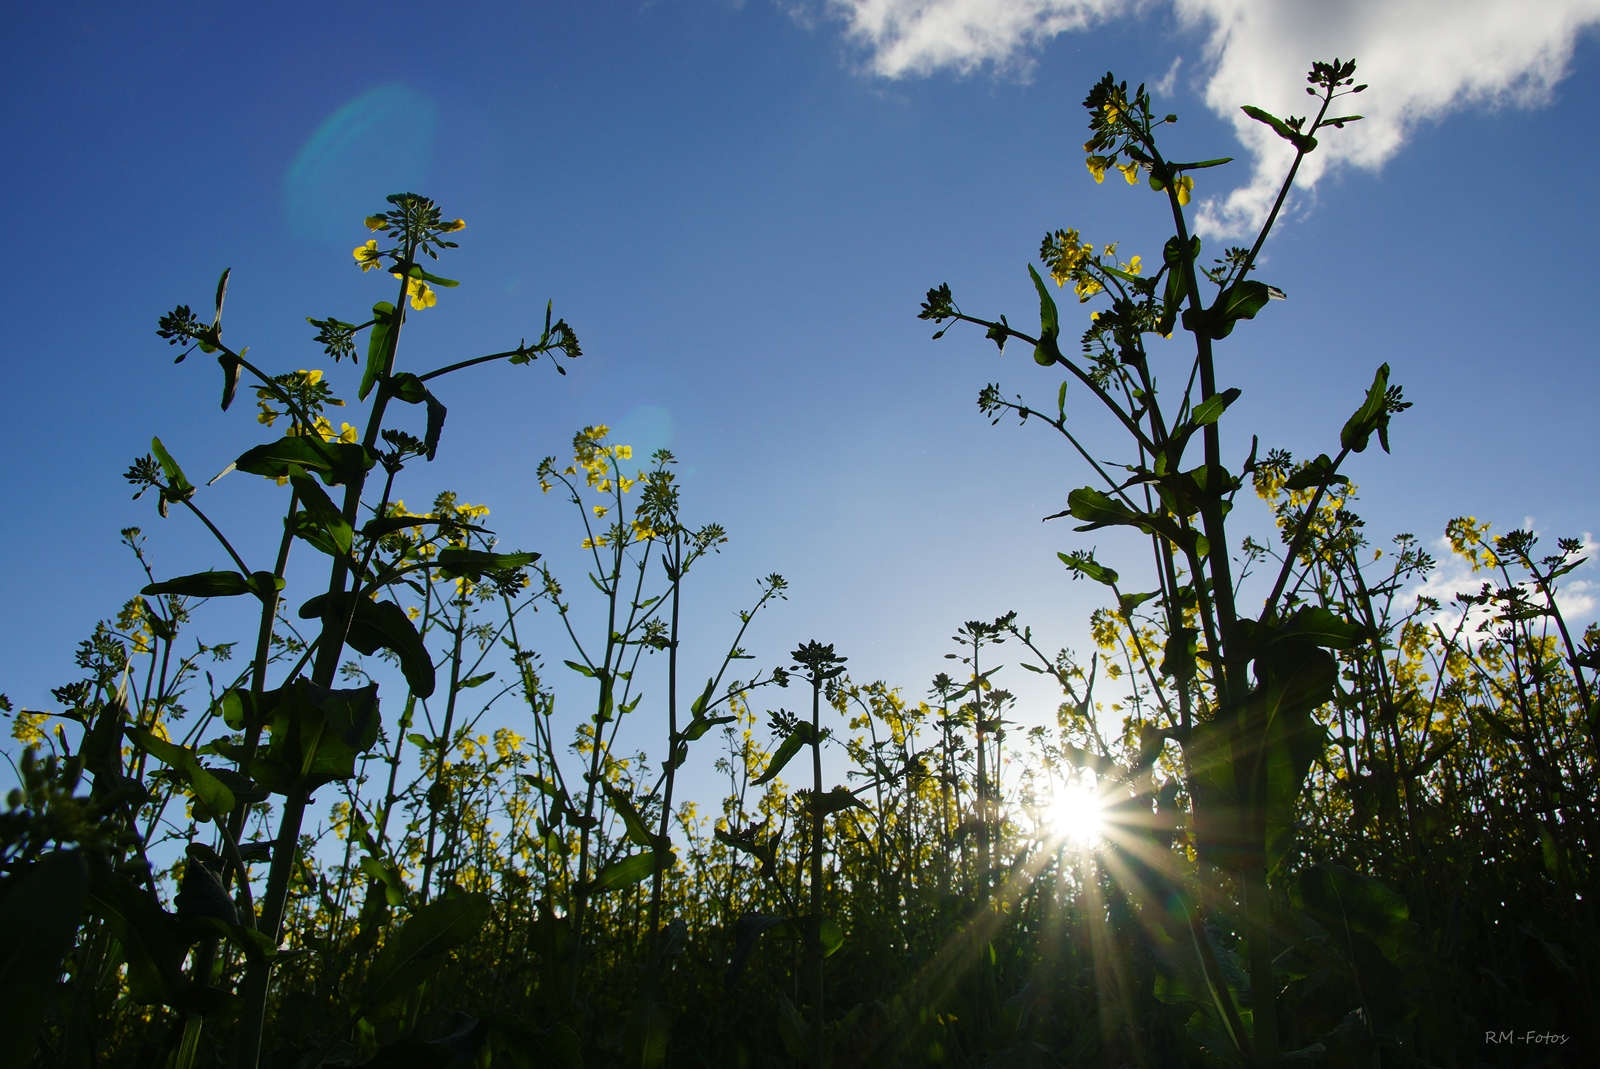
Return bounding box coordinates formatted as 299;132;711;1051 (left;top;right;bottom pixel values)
1241;104;1317;152
150;437;194;496
1066;487;1188;547
1340;363;1393;454
248;680;381;793
405;264;460;288
0;851;89;1067
361;893;491;1016
1279;606;1366;649
1117;590;1159;619
1252;641;1338;875
606;784;657;848
753;722;814;786
776;994;812;1062
592;851;656;892
301;593;435;698
1292;863;1410;959
682;713;735;742
143;570;252;599
1282;453;1350;492
387;371;429;404
127;727;235;818
85;871;190;1009
689;677;716;717
360;301;396;401
564;659;596;678
1028;264;1061;366
288;471;353;556
1190;387;1242;427
803;785;866;817
482;1015;583;1069
457;671;496;690
437;548;540;580
235;436;375;486
1058;551;1118;586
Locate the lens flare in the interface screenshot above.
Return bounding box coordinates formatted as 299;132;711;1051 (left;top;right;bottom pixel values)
1052;780;1103;845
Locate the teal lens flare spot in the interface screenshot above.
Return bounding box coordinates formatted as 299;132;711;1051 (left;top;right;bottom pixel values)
285;84;439;243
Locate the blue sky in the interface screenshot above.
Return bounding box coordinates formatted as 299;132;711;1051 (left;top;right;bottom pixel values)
3;1;1599;790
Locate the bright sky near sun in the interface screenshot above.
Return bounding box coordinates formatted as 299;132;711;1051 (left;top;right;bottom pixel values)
3;2;1599;790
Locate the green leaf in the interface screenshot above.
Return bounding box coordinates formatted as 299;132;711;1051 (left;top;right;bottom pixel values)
1340;363;1393;454
689;677;716;717
1057;551;1117;587
564;659;596;678
1117;590;1159;619
1028;264;1062;366
437;548;540;581
1279;606;1366;649
361;301;396;402
288;471;353;557
776;994;812;1062
0;851;89;1067
815;914;844;958
1066;487;1188;547
1292;863;1410;958
1282;453;1350;492
605;784;657;848
86;871;182;1005
481;1015;583;1069
301;593;435;698
127;727;236;818
753;722;814;786
361;893;490;1017
682;714;736;742
1241;105;1317;152
248;680;381;793
235;436;375;486
1190;387;1241;427
150;437;195;510
143;570;253;599
622;999;671;1069
592;851;657;892
457;671;496;690
405;264;460;288
387;371;429;404
803;786;866;817
1254;642;1338;875
1161;627;1198;684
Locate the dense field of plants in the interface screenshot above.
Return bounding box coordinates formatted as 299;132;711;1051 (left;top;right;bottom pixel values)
3;60;1596;1069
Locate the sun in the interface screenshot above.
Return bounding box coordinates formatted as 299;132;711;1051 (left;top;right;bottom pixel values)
1051;779;1104;846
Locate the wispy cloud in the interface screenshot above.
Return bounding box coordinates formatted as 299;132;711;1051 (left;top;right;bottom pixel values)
827;0;1600;232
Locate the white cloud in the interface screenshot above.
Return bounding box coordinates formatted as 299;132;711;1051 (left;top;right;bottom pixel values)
827;0;1600;232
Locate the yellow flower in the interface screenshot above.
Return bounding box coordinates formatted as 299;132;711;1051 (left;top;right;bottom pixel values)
1116;161;1140;185
11;711;48;746
584;425;610;441
407;278;436;310
1125;255;1142;275
592;505;609;518
1085;155;1110;183
617;474;635;493
1175;175;1194;206
613;444;632;460
364;215;387;231
441;219;466;232
354;240;383;271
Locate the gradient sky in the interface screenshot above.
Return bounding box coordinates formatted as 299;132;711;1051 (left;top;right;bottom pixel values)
3;2;1598;795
